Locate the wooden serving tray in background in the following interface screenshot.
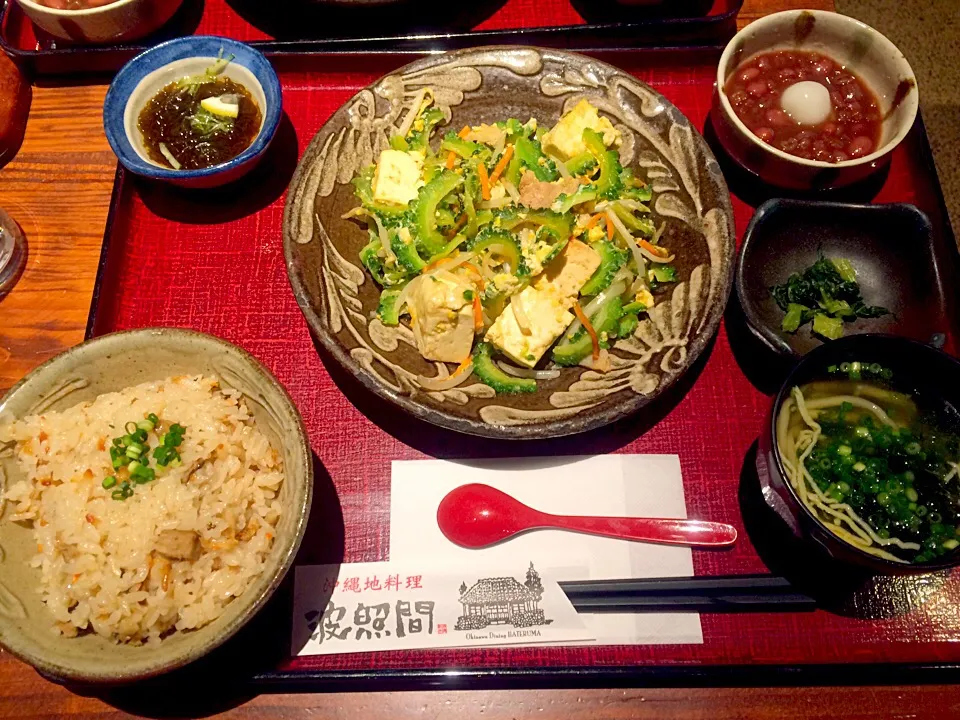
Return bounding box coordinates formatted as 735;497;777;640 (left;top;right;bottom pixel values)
0;0;742;75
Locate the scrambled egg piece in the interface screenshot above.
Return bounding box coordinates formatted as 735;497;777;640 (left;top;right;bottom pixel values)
372;149;425;206
518;228;542;277
490;272;521;297
485;286;573;368
541;100;621;161
410;273;475;363
635;287;655;310
586;225;605;243
533;239;602;302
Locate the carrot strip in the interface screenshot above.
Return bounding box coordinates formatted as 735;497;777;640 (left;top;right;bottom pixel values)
606;215;615;240
583;213;605;231
488;145;514;185
473;295;484;331
451;355;473;378
477;162;491;201
445;151;456;170
458;126;472;139
423;253;454;274
639;238;669;257
573;302;601;361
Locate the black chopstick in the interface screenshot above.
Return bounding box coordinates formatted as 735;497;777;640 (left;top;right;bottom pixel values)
559;574;817;613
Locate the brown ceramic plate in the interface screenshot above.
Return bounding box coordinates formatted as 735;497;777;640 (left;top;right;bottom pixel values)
284;46;736;439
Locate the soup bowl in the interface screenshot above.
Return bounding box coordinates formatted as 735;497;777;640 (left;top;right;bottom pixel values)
711;9;918;190
103;36;282;189
757;334;960;574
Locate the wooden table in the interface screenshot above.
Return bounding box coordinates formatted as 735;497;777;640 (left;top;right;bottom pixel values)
2;1;958;716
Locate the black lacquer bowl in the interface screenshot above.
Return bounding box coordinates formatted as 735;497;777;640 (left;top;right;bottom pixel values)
757;333;960;574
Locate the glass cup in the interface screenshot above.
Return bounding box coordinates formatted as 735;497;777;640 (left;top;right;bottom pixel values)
0;207;26;296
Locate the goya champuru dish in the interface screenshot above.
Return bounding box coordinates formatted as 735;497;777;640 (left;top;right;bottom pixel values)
0;375;284;643
347;93;679;393
777;362;960;564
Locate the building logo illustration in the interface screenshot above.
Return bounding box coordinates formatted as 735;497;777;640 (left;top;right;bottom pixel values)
454;562;552;631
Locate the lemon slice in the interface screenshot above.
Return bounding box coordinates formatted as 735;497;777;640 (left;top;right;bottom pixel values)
200;95;239;119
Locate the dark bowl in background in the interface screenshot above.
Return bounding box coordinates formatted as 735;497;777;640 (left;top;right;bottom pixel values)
756;333;960;575
569;0;713;22
736;199;949;359
224;0;510;39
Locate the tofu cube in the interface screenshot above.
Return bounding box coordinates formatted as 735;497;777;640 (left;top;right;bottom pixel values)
485;286;574;368
533;239;602;300
372;149;424;207
410;273;475;364
541;100;621;161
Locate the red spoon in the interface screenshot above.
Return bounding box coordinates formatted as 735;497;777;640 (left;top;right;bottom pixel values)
437;483;737;549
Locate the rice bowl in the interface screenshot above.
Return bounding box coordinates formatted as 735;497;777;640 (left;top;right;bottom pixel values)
0;328;312;682
1;375;284;644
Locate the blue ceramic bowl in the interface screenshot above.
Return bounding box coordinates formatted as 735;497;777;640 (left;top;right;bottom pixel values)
103;36;282;189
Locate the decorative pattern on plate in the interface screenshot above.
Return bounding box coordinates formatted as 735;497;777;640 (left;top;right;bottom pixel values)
284;47;735;438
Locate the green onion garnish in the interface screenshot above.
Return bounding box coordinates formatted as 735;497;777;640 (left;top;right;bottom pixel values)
131;463;155;481
105;416;185;500
154;446;181;467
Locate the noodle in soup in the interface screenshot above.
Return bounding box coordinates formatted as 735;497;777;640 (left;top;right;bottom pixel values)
777;362;960;564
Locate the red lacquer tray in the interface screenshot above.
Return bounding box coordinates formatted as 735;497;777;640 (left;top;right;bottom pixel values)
0;0;741;75
85;47;960;689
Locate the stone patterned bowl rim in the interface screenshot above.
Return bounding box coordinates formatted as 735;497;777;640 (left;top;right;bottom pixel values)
284;46;736;439
0;327;313;683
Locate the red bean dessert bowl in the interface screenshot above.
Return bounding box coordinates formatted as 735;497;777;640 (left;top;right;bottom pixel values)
712;10;918;190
